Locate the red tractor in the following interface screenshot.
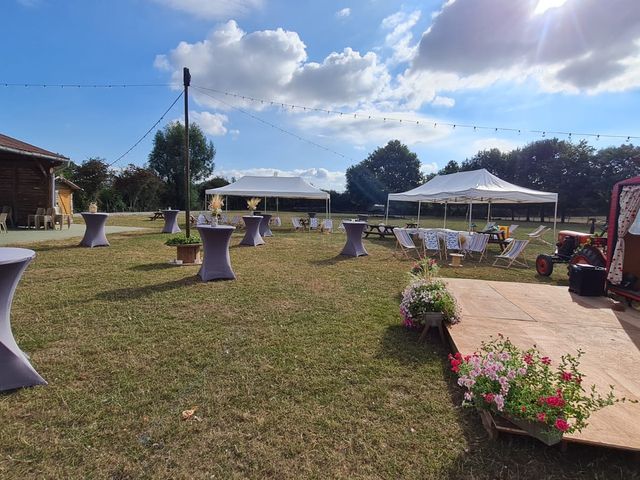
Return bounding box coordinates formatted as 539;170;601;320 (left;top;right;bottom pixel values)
535;229;607;276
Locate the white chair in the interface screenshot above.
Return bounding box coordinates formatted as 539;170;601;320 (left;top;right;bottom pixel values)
309;217;319;230
421;229;441;259
444;231;461;256
291;217;304;231
338;221;346;232
480;221;496;232
465;233;490;262
272;216;282;227
493;239;529;268
527;225;551;245
321;219;333;233
509;224;519;235
393;228;421;259
0;213;7;233
197;213;208;225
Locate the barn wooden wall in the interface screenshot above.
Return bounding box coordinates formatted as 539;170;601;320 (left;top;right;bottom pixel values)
0;161;51;225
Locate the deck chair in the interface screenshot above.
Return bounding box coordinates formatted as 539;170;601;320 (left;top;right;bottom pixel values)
272;216;282;227
420;229;441;259
465;233;490;262
309;217;319;230
444;231;462;256
0;213;7;233
338;221;346;232
527;225;551;245
493;239;529;268
229;215;241;227
509;224;519;235
292;217;304;231
393;228;421;259
321;219;333;233
197;213;208;225
219;213;228;224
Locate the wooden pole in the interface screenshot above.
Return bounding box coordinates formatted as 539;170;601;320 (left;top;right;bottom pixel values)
183;67;191;238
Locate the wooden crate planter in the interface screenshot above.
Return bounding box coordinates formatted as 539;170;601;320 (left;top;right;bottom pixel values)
175;244;202;265
478;410;565;447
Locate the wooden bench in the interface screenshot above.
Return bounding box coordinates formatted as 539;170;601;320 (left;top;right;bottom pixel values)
363;224;396;239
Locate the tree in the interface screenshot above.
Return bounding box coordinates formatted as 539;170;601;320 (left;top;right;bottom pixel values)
113;165;165;211
67;157;112;211
345;140;423;209
438;160;460;175
148;122;216;209
197;176;229;200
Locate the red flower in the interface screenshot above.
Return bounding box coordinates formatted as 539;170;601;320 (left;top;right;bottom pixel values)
554;418;570;432
483;393;495;403
537;412;546;422
560;371;572;381
523;353;533;365
541;356;551;365
545;396;566;408
521;406;526;412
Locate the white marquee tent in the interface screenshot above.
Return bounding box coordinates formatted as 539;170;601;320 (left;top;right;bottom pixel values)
386;169;558;234
205;175;331;217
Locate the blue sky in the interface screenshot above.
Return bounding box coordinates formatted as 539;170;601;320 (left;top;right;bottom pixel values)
2;0;640;191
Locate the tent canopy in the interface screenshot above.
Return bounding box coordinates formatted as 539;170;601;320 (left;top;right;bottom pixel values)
205;175;329;199
387;169;557;204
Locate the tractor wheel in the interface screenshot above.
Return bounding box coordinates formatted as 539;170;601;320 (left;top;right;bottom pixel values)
536;254;554;276
569;245;606;268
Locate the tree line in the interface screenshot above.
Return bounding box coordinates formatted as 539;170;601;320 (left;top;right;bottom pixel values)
64;121;639;220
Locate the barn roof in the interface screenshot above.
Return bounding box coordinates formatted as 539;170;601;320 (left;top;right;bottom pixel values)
55;176;83;191
0;133;69;164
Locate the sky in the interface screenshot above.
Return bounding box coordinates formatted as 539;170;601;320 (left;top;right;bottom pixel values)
2;0;640;191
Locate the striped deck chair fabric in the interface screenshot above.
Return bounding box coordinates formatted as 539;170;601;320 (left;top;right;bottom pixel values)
272;216;282;227
393;228;421;259
527;225;551;245
321;219;333;233
309;217;319;229
292;217;304;231
465;233;490;261
444;231;461;256
493;239;529;268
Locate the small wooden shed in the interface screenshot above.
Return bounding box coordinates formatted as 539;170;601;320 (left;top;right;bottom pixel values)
55;176;82;216
0;133;69;226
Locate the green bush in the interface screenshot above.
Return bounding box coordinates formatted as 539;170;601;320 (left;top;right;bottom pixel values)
165;233;201;246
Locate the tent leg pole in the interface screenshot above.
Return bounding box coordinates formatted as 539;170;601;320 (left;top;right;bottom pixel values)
385;198;390;223
417;201;421;227
444;202;448;228
469;202;473;232
553;200;558;239
488;202;491;222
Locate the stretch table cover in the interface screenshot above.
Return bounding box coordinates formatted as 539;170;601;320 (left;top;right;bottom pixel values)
0;248;47;390
162;209;181;234
259;213;273;237
80;212;109;247
341;221;368;257
240;215;265;246
197;225;236;281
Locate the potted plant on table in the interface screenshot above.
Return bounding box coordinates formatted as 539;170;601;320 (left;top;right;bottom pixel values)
165;232;202;265
449;335;621;445
246;197;261;214
208;194;224;226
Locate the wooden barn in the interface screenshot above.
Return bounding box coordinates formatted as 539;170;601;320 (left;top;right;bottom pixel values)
0;133;70;226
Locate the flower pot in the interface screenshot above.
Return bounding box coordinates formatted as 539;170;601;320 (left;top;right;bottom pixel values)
175;244;202;265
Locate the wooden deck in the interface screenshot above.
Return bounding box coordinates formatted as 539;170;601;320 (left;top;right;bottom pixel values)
445;278;640;452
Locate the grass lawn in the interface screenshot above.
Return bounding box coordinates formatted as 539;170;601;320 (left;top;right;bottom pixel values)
1;214;636;479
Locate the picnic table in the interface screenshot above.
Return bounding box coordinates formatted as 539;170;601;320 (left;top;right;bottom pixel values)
363;224;396;239
482;229;508;251
149;211;164;221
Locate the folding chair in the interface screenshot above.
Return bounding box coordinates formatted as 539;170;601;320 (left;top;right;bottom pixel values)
272;216;282;227
420;229;441;259
480;221;496;232
444;231;462;256
219;213;228;224
493;239;529;268
291;217;304;231
321;219;333;233
509;224;519;235
0;213;7;233
309;217;319;230
465;233;490;262
527;225;551;245
393;228;421;259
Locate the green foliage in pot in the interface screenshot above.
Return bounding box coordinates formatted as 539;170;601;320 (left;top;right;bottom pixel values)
165;232;201;246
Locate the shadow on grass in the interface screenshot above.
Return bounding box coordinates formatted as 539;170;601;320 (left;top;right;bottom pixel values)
129;263;180;272
309;254;356;266
95;275;201;301
375;324;438;366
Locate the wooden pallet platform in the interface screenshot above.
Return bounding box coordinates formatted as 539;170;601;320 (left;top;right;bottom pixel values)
445;278;640;452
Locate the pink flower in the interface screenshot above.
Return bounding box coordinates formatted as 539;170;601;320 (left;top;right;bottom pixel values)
554;418;570;432
560;371;572;381
483;393;495;403
537;412;546;422
541;356;551;365
545;396;566;408
523;353;533;365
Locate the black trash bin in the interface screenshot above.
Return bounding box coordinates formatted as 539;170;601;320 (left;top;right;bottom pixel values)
568;264;606;297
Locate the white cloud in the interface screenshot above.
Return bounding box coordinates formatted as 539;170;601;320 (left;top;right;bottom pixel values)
296;110;449;147
420;162;438;175
216;167;346;191
336;7;351;18
470;137;521;153
149;0;263;19
412;0;640;93
432;95;455;107
381;10;421;64
189;111;229;136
